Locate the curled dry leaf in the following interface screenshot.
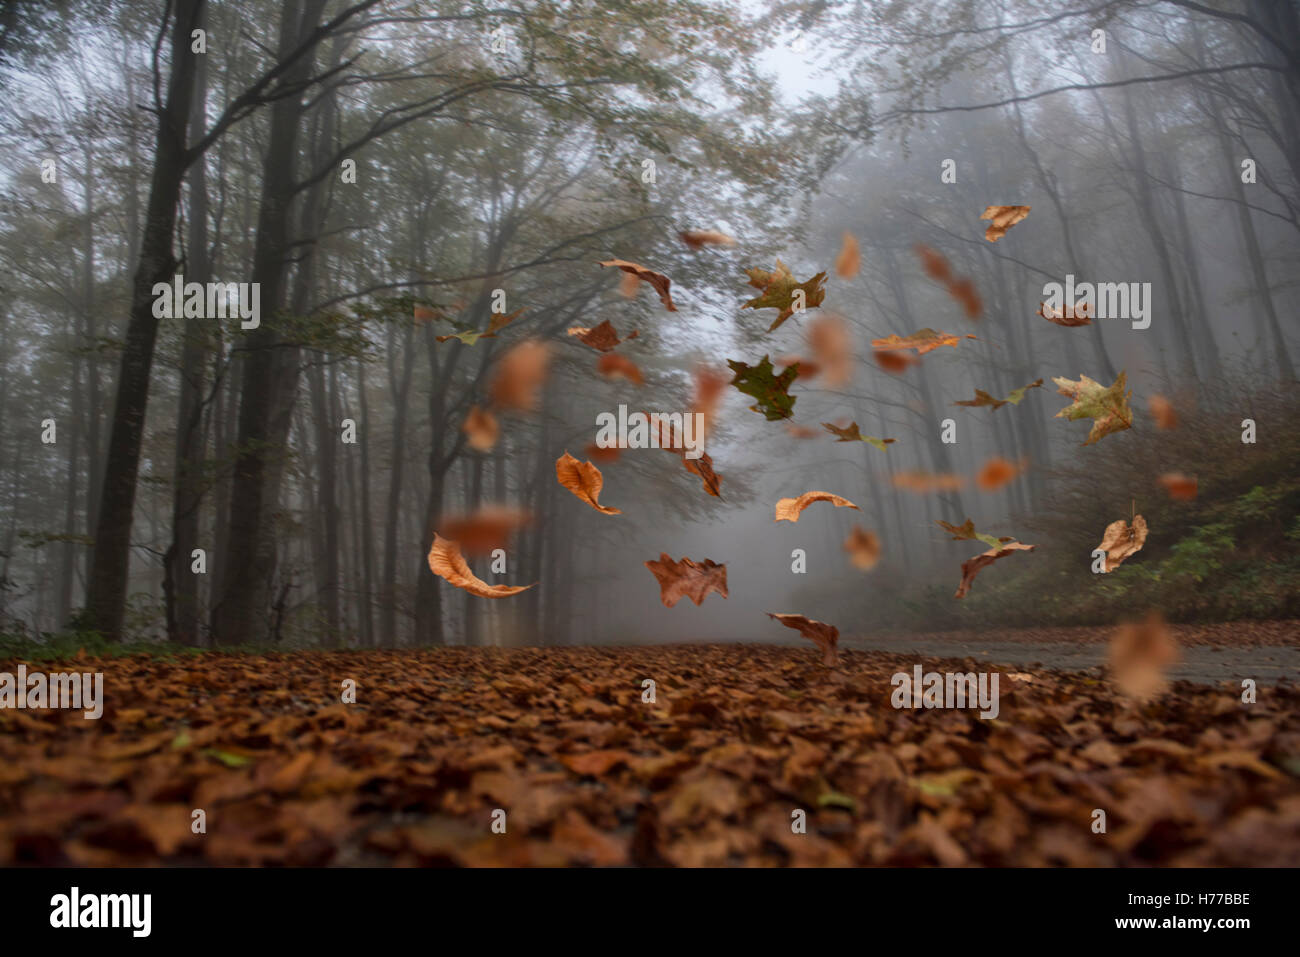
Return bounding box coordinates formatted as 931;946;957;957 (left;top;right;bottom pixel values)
428;534;536;599
462;404;499;452
1149;394;1178;429
822;421;895;451
584;442;621;464
873;328;977;355
555;452;621;515
774;491;860;523
844;526;881;571
741;259;827;332
567;319;638;352
766;613;840;666
596;353;644;385
954;379;1043;411
955;542;1036;599
1109;612;1180;702
1158;473;1198;501
436;307;526;345
893;471;967;494
1053;371;1133;445
834;232;860;279
679;229;736;248
644;554;728;607
935;518;1012;549
976;456;1028;492
1037;301;1092;326
651;414;722;498
599;259;676;311
807;315;853;387
980;205;1031;242
1096;515;1148;573
489;340;551;411
439;506;531;556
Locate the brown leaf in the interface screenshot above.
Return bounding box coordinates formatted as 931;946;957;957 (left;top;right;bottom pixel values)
567;319;638;353
428;535;536;598
785;424;820;439
1158;473;1198;500
678;229;736;248
892;471;967;494
955;542;1036;598
555;452;621;515
596;352;644;385
844;526;881;571
913;245;981;318
489;340;551;411
834;232;860;279
1109;612;1179;701
583;442;621;464
438;506;532;556
462;404;499;452
1097;515;1148;573
767;613;839;666
1149;394;1178;429
980;205;1031;242
599;259;677;311
650;413;723;498
692;364;729;440
774;491;860;523
644;554;729;607
976;456;1028;491
807;315;853;387
872;328;977;355
1037;301;1092;326
875;349;918;374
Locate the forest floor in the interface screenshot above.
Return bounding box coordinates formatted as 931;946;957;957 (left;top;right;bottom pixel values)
1;641;1298;867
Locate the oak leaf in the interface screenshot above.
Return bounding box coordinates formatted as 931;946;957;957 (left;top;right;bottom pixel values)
556;452;621;514
834;232;860;279
1053;371;1133;445
436;307;526;345
822;421;895;451
774;491;860;523
727;355;799;420
1096;515;1148;573
428;535;536;598
567;319;638;352
741;259;827;331
980;205;1031;242
767;613;839;666
644;554;728;607
935;518;1013;550
844;526;881;571
599;259;676;311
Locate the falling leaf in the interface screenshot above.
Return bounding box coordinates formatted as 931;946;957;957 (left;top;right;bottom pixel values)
774;491;860;523
618;270;639;298
955;542;1036;598
954;379;1043;410
556;452;621;515
644;554;728;607
844;527;881;571
727;356;800;420
692;364;729;439
462;405;499;452
489;340;552;411
428;535;536;598
1158;473;1198;501
567;320;638;352
913;245;981;318
1053;371;1133;445
834;232;860;279
679;229;736;248
1096;515;1148;573
980;205;1031;242
436;307;526;345
1149;394;1178;429
872;328;977;355
892;471;967;494
875;349;918;374
414;305;441;324
822;421;895;451
807;315;853;386
786;424;820;439
439;506;531;556
947;277;982;319
584;443;621;464
935;518;1013;550
1037;301;1092;326
741;259;827;331
1109;612;1179;701
976;456;1028;491
596;353;644;385
767;613;839;666
599;259;676;311
650;414;722;498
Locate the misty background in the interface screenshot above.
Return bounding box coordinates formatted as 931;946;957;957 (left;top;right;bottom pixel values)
0;0;1296;648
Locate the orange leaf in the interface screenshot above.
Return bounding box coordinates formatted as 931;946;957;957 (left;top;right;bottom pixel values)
767;613;839;666
599;259;676;311
976;456;1028;491
584;442;621;464
834;232;860;279
438;506;532;556
980;205;1031;242
892;471;967;494
596;352;644;385
872;328;976;355
462;404;499;452
556;452;621;514
807;315;853;386
428;535;535;598
874;349;917;374
1158;473;1198;500
774;491;860;523
678;229;736;248
644;554;728;607
1037;300;1092;326
568;319;638;353
1096;515;1148;573
1149;394;1178;429
489;340;551;411
1109;612;1179;701
955;542;1036;598
844;526;881;571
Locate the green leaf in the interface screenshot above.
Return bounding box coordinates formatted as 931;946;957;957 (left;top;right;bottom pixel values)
727;355;799;420
741;260;827;331
817;790;858;812
1052;371;1133;445
202;747;251;769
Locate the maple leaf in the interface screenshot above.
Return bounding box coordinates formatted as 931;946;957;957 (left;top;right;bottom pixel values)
567;319;638;352
954;379;1043;410
1158;473;1198;500
821;421;895;451
834;232;860;279
741;260;827;331
439;506;532;556
644;554;728;607
774;491;860;523
556;452;621;514
435;307;525;345
1149;394;1178;429
1109;612;1179;701
428;535;536;598
955;542;1036;598
1096;515;1148;572
596;353;644;385
843;526;881;571
872;328;977;355
462;404;499;452
489;340;551;411
767;613;839;666
935;518;1012;550
980;205;1031;242
727;355;799;420
1053;371;1134;445
679;229;736;248
1037;301;1091;326
599;259;677;311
